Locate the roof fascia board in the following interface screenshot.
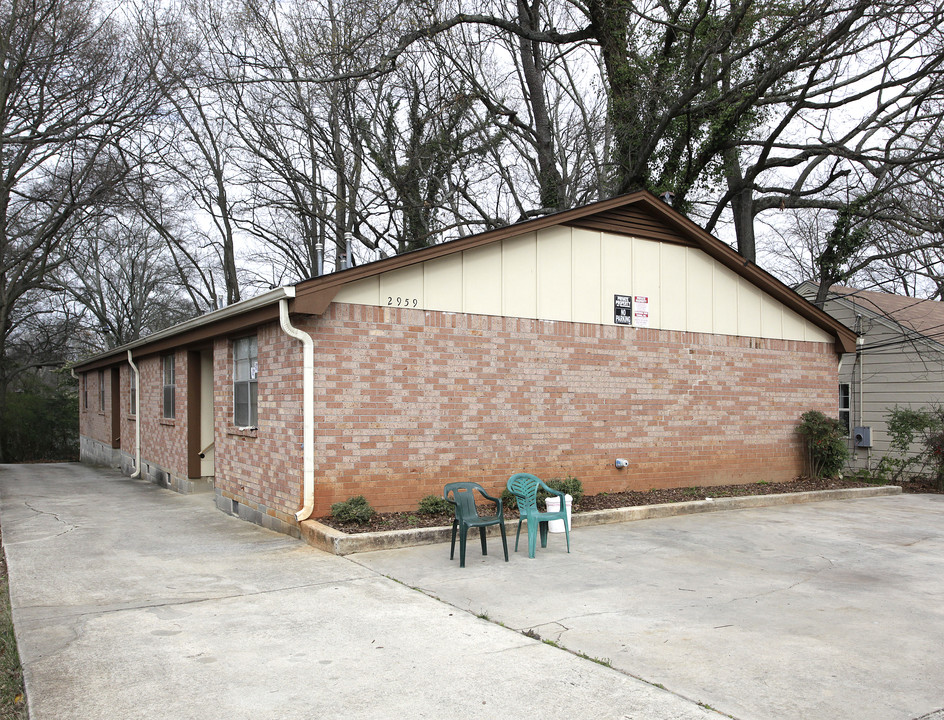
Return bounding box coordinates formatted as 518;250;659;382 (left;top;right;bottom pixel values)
76;194;856;371
73;287;294;372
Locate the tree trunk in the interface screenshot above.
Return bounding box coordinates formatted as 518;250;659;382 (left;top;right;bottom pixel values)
587;0;647;193
724;147;756;262
517;0;564;210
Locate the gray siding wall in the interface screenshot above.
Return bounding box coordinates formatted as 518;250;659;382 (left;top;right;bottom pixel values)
827;299;944;473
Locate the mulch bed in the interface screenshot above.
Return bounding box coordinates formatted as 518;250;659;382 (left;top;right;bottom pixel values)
316;477;940;534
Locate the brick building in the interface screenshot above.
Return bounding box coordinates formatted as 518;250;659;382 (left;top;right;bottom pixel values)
75;192;857;537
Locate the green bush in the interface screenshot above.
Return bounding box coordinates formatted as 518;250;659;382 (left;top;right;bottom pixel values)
879;405;944;491
418;494;452;515
330;495;375;523
547;476;584;503
878;406;943;485
537;476;584;506
500;488;517;511
796;410;848;478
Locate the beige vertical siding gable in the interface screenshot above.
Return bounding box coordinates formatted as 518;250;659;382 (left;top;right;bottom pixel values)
331;227;832;343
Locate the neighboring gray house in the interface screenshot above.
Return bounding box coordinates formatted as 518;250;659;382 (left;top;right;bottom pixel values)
797;283;944;472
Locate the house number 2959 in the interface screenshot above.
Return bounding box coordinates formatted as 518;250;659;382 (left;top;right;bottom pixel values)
387;296;418;307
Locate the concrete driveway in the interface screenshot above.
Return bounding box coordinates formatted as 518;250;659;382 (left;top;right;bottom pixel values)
2;463;943;719
355;491;944;720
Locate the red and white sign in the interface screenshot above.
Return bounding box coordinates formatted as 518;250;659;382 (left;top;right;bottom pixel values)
633;295;650;328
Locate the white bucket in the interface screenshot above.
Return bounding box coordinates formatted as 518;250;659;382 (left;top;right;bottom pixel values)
545;494;572;533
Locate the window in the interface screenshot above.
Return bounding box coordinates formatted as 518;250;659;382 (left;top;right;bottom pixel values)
163;355;176;419
82;374;88;410
129;368;137;415
233;336;258;427
839;383;851;436
98;370;105;412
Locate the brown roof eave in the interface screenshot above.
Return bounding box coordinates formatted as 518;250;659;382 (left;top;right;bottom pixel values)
72;289;293;373
74;192;856;370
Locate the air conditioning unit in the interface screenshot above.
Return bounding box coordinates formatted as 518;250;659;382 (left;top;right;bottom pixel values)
853;427;872;448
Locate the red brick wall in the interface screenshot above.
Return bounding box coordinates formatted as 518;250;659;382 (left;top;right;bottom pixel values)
82;300;840;527
212;325;305;528
135;353;188;476
300;303;837;515
79;370;110;444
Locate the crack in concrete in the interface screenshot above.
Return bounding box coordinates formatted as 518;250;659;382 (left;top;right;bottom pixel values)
718;556;836;604
901;536;935;547
346;564;740;720
23;501;74;525
8;502;80;544
911;708;944;720
16;575;371;621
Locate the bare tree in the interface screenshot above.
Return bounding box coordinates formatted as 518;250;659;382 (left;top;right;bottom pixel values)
267;0;944;266
0;0;160;459
704;2;944;262
62;212;197;349
360;59;506;253
133;0;244;306
197;0;405;278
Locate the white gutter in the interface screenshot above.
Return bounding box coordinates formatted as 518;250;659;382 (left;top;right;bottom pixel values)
127;351;142;478
278;289;316;522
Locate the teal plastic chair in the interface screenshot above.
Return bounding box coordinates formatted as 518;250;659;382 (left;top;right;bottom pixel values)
506;473;571;558
443;482;508;568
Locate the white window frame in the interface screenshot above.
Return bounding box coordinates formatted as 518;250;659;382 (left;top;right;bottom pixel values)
839;383;851;437
162;355;176;419
233;336;258;428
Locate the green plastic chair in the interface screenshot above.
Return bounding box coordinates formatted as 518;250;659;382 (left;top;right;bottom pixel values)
506;473;571;558
443;482;508;568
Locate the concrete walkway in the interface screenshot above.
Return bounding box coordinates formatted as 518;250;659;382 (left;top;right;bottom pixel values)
0;464;717;720
2;463;943;719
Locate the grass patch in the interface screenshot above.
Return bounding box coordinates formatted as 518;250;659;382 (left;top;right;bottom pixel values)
576;651;612;667
1;533;27;720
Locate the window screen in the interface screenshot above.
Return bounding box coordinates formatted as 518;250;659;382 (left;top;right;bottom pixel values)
233;337;258;427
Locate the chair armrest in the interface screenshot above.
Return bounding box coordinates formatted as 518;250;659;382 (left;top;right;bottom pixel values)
537;480;565;500
476;487;503;515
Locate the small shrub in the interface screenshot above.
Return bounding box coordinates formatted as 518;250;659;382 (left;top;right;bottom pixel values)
500;488;518;511
796;410;848;478
418;495;452;516
549;476;584;503
849;467;885;484
881;405;944;486
330;495;375;523
538;476;584;506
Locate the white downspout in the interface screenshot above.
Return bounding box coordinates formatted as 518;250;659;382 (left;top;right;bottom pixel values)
127;351;142;478
278;292;315;522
